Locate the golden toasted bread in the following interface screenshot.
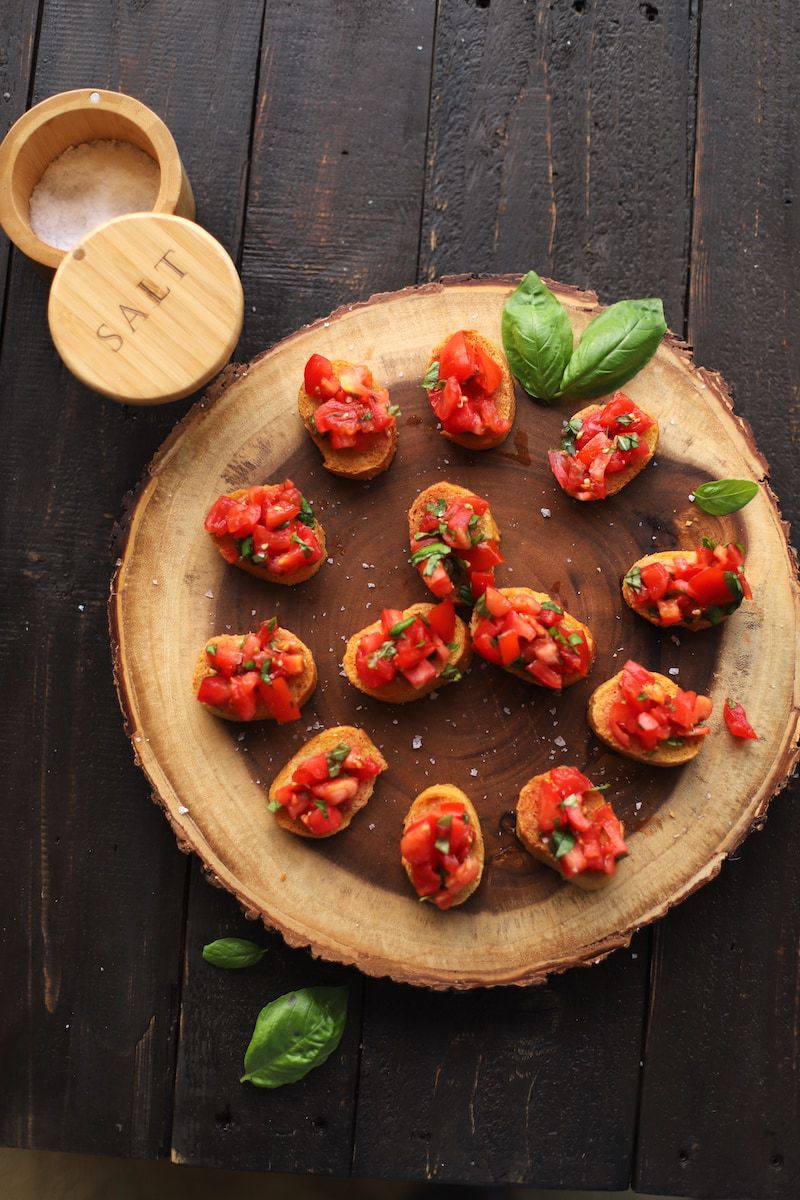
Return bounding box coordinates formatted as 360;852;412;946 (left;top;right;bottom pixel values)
567;401;659;497
193;627;316;722
343;603;471;703
401;784;484;908
469;586;595;688
268;726;387;839
208;488;326;585
516;772;622;892
298;358;398;480
621;549;739;631
587;669;708;766
426;330;515;450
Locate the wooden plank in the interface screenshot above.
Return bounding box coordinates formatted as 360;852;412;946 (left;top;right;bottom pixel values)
170;0;436;1174
352;0;700;1186
0;0;265;1158
636;4;800;1197
0;1;41;324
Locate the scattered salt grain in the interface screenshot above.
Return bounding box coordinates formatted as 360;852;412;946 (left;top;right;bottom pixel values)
470;768;478;777
688;492;695;501
668;667;680;676
367;582;376;589
178;805;189;815
412;734;423;750
327;557;334;565
77;604;84;612
30;139;160;250
554;736;566;748
151;578;159;586
205;590;214;599
368;823;376;831
540;508;551;519
635;801;642;811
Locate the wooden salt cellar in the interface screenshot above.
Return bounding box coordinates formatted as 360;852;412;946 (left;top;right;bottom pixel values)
0;88;195;274
48;212;244;405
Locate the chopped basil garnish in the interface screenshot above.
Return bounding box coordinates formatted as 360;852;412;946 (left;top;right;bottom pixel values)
267;799;282;812
624;566;643;593
242;660;255;670
422;361;440;392
307;412;317;433
615;412;636;427
239;535;254;559
314;798;330;819
474;592;490;618
434;836;450;854
550;828;576;858
560;794;579;809
724;570;745;604
252;552;266;563
705;605;725;625
560;416;583;455
298;496;316;528
701;536;717;550
568;632;584;647
260;660;273;683
291;531;314;558
389;616;417;638
266;617;278;632
664;737;685;747
206;644;217;655
540;600;563;614
615;432;640;452
387;403;401;417
326;744;350;778
367;641;397;669
441;664;462;683
426;498;447;517
458;583;474;606
411;541;451;578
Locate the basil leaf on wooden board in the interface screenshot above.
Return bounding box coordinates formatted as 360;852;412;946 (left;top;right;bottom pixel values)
559;298;666;399
692;479;759;515
241;986;348;1089
501;271;574;401
202;938;267;970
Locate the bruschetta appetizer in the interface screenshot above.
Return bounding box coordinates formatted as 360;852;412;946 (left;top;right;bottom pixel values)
622;539;751;630
400;785;484;909
587;659;713;765
422;329;514;450
203;479;325;584
194;618;316;723
516;766;627;890
408;481;503;606
343;598;470;703
548;391;658;501
299;354;399;480
267;726;388;838
470;586;595;690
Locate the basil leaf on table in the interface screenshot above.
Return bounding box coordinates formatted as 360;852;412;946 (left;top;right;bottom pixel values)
202;938;267;969
501;271;574;401
241;986;348;1088
693;479;759;515
559;298;666;399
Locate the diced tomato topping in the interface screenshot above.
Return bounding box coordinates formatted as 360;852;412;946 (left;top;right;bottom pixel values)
606;660;713;753
472;591;591;689
426;331;510;440
355;605;457;691
197;622;307;722
549;392;653;500
533;768;627;879
626;542;750;627
270;736;386;837
401;801;479;909
303;356;397;451
724;699;758;740
411;493;502;604
204;479;322;577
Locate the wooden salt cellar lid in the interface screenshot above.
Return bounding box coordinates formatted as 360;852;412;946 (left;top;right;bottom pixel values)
48;212;244;405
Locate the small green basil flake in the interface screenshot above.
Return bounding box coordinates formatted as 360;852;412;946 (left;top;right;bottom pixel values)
291;531;314;558
705;605;725;626
724;570;745;604
693;479;759;516
441;664;462;683
367;641;396;669
474;592;490;617
550;828;576;859
701;535;717;551
242;659;255;670
615;432;640;452
326;743;350;778
387;403;401;418
238;535;254;559
266;616;278;632
624;566;643;593
458;583;475;606
615;412;635;427
297;496;316;528
314;798;329;819
559;297;667;400
260;659;274;683
422;361;441;392
206;643;217;656
560;794;579;809
540;600;563;614
427;497;447;517
267;799;282;813
241;986;348;1089
411;541;450;566
202;938;267;970
568;632;584;647
389;615;417;639
501;270;574;401
664;737;685;747
434;836;450;854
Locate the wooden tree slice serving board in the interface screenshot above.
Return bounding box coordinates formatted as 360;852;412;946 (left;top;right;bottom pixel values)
110;276;800;989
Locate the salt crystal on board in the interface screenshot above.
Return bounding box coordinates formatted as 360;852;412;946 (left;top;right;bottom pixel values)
29;140;160;250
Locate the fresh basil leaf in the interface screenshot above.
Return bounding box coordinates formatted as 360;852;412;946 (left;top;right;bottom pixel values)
615;432;639;452
238;535;254;559
241;986;348;1089
297;496;316;528
540;600;563;613
559;298;666;399
624;566;643;593
501;271;574;401
202;938;267;970
693;479;759;515
550;828;576;858
422;361;440;392
325;743;351;777
390;616;417;638
411;541;451;565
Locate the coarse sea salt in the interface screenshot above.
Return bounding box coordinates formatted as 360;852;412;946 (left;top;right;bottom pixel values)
29;139;160;251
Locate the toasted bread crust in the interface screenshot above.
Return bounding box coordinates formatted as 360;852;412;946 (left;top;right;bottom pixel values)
563;401;659;499
298;359;398;480
401;784;484;907
268;726;388;839
468;586;596;688
621;549;735;631
193;628;317;722
516;773;620;891
210;488;326;585
426;330;515;450
587;669;708;765
343;603;471;703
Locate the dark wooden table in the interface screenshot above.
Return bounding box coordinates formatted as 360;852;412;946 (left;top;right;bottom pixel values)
2;2;798;1194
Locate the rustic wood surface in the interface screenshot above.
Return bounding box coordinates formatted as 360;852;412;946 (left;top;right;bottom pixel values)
1;0;798;1193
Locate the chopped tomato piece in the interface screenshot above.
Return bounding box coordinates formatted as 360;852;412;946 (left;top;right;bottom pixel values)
426;597;456;643
724;699;758;740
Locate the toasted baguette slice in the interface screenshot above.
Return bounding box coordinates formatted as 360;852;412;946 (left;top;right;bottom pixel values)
208;488;326;585
343;603;471;703
587;669;708;766
298;358;398;480
193;627;316;722
268;726;388;839
516;772;623;892
469;586;596;688
401;784;484;908
426;330;515;450
568;401;659;497
621;549;742;631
